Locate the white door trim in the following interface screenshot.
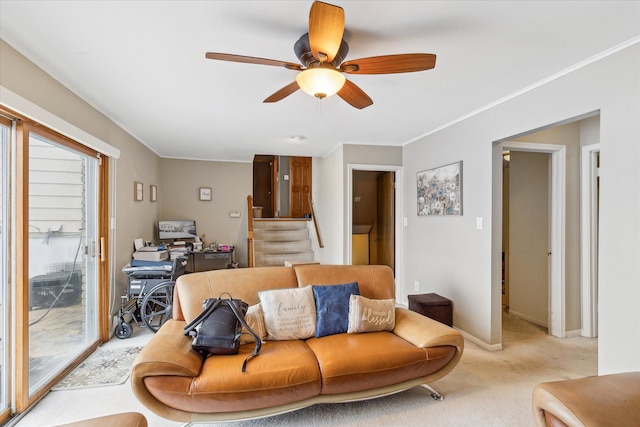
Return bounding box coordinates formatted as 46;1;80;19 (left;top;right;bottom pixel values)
497;141;566;338
580;144;600;337
347;164;404;304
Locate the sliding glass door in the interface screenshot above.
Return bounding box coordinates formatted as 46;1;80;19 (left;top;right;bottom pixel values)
26;131;100;395
0;108;109;420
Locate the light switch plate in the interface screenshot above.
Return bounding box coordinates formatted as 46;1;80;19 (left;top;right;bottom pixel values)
229;210;241;218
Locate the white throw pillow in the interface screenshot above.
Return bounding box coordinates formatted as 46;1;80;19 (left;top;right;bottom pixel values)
259;286;317;340
347;294;395;333
240;303;267;345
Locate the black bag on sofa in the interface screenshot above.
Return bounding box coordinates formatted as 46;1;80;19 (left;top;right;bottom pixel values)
183;293;261;372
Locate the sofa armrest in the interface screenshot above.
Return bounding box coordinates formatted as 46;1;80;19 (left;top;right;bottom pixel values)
393;307;464;353
130;319;204;421
131;319;202;379
531;372;640;427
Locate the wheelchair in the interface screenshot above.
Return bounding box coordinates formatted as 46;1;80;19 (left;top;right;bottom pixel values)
115;256;187;339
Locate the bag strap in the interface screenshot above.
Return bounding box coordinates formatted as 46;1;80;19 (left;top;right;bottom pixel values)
227;299;262;373
183;298;222;337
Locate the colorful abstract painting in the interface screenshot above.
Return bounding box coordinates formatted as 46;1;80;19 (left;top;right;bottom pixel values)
417;162;462;216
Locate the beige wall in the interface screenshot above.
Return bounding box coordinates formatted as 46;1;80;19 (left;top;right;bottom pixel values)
159;158;252;266
0;39;163;311
314;149;344;265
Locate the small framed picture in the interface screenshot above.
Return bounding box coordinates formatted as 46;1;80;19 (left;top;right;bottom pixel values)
199;187;212;201
134;181;143;201
150;185;157;202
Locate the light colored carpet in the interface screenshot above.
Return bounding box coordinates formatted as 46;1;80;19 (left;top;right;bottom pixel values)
52;345;143;390
15;314;597;426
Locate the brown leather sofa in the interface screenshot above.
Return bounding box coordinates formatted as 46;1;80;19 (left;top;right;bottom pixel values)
532;372;640;427
130;264;464;423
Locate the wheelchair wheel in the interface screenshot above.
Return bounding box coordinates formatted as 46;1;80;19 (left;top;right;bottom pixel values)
114;320;133;339
140;281;174;333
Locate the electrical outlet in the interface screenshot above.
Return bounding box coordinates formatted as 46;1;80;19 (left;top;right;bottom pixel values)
414;281;419;291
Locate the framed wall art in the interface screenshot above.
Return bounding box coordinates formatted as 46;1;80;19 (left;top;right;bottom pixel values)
417;161;462;216
134;181;143;201
150;184;157;202
199;187;212;201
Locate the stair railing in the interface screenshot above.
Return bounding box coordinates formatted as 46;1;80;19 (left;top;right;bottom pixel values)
247;195;255;267
308;196;324;248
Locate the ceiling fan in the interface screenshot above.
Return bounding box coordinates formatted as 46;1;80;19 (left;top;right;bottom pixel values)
205;1;436;109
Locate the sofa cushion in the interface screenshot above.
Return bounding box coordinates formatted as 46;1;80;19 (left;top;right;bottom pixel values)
306;332;456;395
259;286;316;340
347;295;395;333
144;340;322;413
312;282;360;338
240;303;267;345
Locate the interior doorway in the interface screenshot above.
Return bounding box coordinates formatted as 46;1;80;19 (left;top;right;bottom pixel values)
495;141;566;338
493;114;600;350
252;155;276;218
351;170;395;271
347;163;403;304
503;150;551;328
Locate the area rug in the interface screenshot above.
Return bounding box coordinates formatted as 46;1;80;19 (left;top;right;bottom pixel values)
52;346;143;390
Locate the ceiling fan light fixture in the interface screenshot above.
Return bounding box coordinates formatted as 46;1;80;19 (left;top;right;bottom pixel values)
296;67;346;99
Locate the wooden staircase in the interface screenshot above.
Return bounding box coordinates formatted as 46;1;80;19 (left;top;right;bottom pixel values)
252;219;315;267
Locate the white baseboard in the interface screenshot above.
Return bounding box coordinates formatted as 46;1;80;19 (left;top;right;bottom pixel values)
508;309;548;328
454;327;503;352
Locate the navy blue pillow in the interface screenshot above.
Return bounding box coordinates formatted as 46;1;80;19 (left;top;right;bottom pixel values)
312;282;360;338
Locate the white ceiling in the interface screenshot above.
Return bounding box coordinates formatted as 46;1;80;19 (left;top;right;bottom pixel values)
1;1;638;162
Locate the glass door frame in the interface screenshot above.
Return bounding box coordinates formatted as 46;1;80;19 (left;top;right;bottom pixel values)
3;108;110;416
0;116;11;422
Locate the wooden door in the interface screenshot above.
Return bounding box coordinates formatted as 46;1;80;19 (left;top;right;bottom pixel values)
252;155;276;218
376;172;395;272
289;157;312;218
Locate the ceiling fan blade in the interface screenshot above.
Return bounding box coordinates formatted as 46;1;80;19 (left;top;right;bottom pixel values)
308;1;345;63
340;54;436;74
263;81;300;103
337;79;373;109
206;52;302;70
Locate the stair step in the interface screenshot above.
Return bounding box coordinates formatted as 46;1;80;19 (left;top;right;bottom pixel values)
253;219;309;231
254;228;309;242
254;251;316;267
254;240;311;253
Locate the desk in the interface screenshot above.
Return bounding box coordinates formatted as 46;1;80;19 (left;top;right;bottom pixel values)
187;250;234;273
